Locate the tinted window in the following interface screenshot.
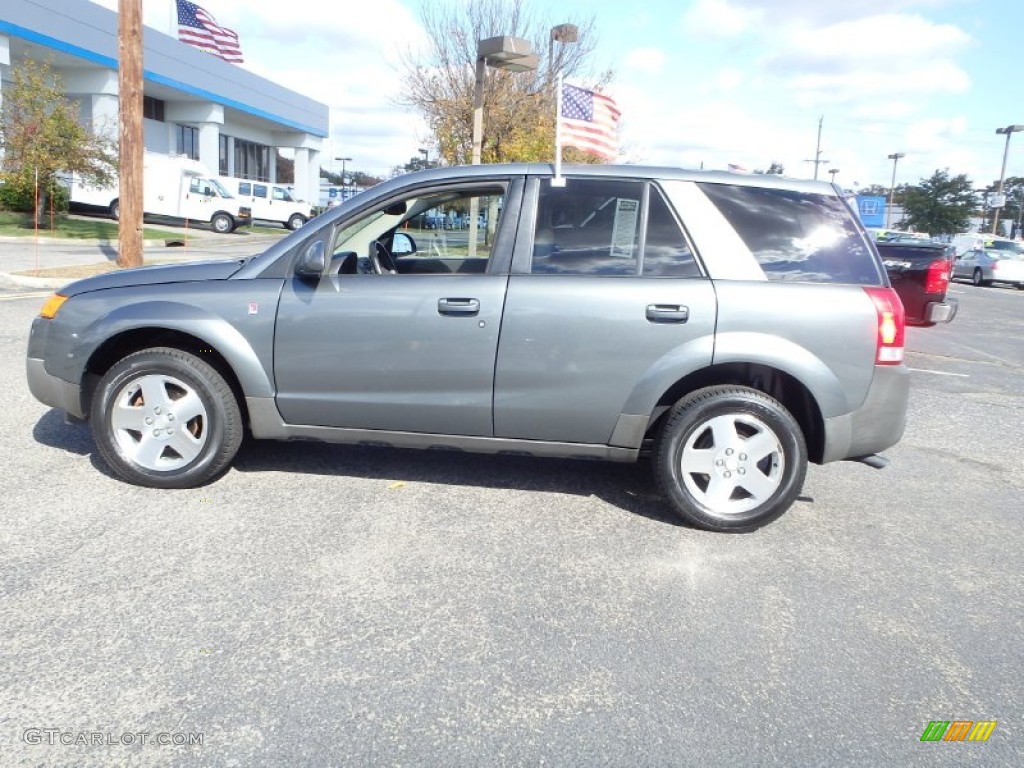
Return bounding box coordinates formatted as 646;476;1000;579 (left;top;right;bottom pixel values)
238;182;251;196
254;184;268;199
532;179;642;275
699;183;883;284
642;187;700;277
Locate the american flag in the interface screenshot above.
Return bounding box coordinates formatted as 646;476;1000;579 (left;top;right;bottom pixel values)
559;83;621;161
176;0;244;63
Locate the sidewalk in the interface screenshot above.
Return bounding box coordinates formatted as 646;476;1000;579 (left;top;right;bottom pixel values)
0;225;286;290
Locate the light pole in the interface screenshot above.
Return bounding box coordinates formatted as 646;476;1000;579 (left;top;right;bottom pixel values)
992;124;1024;234
470;36;538;255
418;147;429;168
334;156;352;201
886;152;905;228
829;168;839;182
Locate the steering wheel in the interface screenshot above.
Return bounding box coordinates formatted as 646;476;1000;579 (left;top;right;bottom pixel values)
370;240;397;275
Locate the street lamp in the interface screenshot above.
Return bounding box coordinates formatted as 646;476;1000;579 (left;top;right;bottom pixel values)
418;147;430;168
992;124;1024;234
886;152;905;228
829;168;839;182
548;23;578;83
470;35;538;255
334;155;352;184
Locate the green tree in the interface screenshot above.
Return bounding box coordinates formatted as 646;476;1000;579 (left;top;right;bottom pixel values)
397;0;610;166
0;58;115;227
901;170;976;235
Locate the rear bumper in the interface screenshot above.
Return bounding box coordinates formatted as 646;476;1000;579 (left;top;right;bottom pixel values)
822;364;910;463
925;297;958;324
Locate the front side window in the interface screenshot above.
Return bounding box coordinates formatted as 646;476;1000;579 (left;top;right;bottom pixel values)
329;186;507;276
698;183;883;284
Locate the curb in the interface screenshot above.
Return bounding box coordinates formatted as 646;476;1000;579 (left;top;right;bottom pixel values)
0;271;70;290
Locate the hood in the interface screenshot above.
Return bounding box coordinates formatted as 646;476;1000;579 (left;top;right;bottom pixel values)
60;258;247;297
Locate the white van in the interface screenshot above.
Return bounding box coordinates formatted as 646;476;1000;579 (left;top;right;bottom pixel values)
950;232;1021;257
67;153;250;233
226;180;311;230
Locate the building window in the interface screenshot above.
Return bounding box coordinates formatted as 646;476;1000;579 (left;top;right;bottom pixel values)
219;134;230;175
143;96;165;122
233;138;270;182
175;124;199;160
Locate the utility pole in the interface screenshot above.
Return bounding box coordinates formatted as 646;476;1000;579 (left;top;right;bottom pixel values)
117;0;143;268
804;115;829;180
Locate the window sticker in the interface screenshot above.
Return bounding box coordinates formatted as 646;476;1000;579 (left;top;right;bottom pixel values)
610;198;639;258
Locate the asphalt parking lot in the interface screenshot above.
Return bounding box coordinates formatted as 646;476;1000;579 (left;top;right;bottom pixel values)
0;276;1021;766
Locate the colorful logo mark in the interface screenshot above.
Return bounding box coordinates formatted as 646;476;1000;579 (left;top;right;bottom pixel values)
920;720;997;742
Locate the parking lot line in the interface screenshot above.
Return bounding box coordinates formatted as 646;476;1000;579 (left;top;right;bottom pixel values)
908;367;970;377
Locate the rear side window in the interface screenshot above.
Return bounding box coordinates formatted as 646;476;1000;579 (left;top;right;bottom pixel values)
254;184;268;199
532;179;642;275
698;183;883;284
239;182;251;196
643;187;700;277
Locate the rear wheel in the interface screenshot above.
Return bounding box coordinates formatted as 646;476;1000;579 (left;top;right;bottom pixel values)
972;268;986;287
654;386;807;532
90;348;243;488
110;199;120;220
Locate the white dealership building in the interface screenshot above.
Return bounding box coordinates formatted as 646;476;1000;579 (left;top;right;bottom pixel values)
0;0;328;204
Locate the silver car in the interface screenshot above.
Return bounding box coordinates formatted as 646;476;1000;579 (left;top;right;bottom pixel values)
27;164;909;532
951;246;1024;288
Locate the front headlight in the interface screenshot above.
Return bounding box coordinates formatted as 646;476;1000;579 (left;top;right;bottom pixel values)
39;293;68;319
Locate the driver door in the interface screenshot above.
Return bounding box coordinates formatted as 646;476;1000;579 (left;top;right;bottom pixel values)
273;179;522;437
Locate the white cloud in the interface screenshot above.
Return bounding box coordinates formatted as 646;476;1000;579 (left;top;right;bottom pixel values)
680;0;763;38
623;48;667;76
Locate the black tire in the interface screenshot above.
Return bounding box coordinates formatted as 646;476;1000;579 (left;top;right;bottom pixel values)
90;347;243;488
110;199;120;220
287;213;307;230
973;268;985;287
653;385;807;532
211;213;234;233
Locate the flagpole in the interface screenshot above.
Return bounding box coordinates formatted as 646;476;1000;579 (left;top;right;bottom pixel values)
552;71;566;187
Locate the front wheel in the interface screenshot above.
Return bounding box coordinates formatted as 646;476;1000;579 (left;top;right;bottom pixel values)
211;213;234;233
110;199;120;220
654;386;807;532
287;213;307;230
90;348;243;488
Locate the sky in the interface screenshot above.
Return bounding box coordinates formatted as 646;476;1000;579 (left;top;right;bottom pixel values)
87;0;1024;190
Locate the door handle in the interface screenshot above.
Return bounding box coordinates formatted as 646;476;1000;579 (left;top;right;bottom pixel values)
646;304;689;323
438;298;481;316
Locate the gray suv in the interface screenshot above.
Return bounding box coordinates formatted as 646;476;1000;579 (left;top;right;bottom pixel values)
27;164;909;532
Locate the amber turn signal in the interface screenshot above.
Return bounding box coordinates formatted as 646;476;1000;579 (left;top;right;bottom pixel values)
39;293;68;319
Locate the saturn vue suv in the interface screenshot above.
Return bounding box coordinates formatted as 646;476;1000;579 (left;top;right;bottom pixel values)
27;164;909;532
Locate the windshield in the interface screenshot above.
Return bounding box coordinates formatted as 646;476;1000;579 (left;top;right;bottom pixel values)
208;179;233;198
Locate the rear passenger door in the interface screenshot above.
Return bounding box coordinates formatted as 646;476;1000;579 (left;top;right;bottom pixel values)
493;176;717;445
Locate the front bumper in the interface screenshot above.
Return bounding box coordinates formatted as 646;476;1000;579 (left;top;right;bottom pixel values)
26;357;86;420
925;297;958;324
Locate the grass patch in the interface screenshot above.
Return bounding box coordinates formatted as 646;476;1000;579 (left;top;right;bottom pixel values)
0;211;179;240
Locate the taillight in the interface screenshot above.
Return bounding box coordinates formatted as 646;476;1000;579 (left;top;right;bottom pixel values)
924;259;950;294
991;261;1000;271
864;287;905;365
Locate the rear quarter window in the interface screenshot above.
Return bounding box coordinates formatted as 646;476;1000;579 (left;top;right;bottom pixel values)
698;183;884;284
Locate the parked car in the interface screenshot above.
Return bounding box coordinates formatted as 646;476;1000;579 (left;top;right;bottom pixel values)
876;240;958;326
950;232;1024;258
26;164;909;533
951;247;1024;288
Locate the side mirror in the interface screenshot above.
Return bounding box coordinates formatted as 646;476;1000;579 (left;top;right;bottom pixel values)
295;240;326;278
392;232;416;255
